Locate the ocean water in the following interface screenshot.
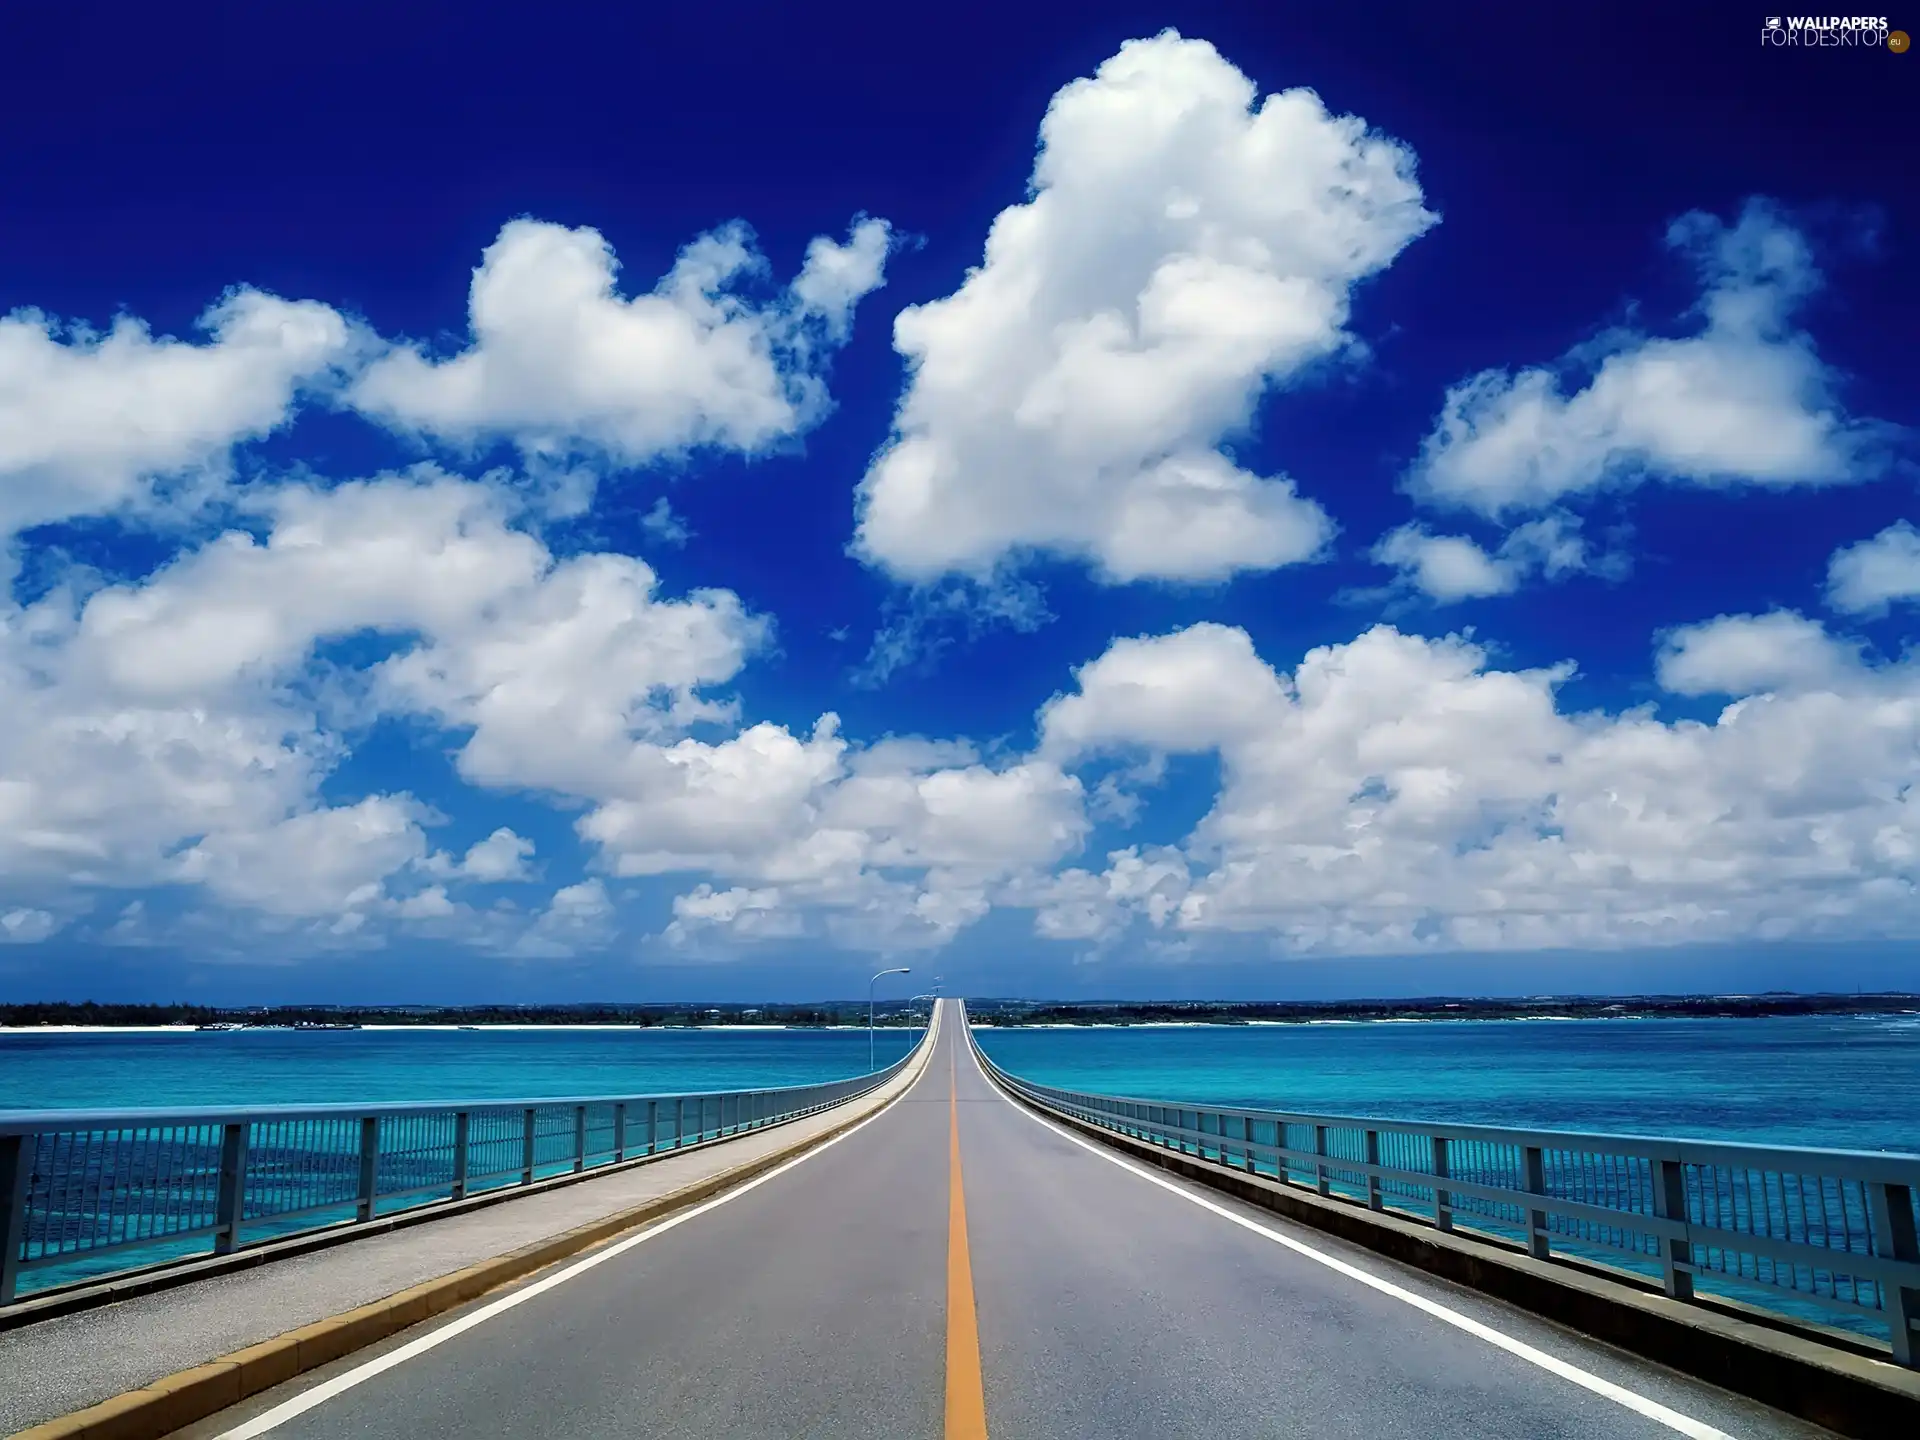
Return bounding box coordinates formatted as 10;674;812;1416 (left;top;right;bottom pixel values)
972;1013;1920;1154
4;1014;1915;1155
0;1025;925;1113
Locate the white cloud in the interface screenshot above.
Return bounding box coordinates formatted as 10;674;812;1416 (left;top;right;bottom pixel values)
66;472;549;701
512;879;616;959
852;30;1433;585
0;289;355;538
1654;610;1860;696
2;446;1097;954
583;719;1089;955
1372;513;1590;602
0;638;341;902
1024;847;1191;943
1040;622;1287;758
392;886;458;920
0;908;59;944
374;551;765;799
640;496;693;547
450;827;536;883
1027;616;1920;952
1372;527;1513;600
174;797;431;918
665;884;804;946
1408;200;1883;515
1827;521;1920;616
351;216;891;467
0;469;763;931
789;219;894;342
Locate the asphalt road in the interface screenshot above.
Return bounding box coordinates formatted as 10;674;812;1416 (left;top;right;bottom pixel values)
194;1001;1832;1440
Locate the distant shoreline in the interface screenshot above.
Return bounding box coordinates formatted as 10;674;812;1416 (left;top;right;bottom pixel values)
968;995;1920;1027
3;992;1917;1033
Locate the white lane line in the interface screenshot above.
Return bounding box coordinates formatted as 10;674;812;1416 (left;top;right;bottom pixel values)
967;1045;1740;1440
215;1009;944;1439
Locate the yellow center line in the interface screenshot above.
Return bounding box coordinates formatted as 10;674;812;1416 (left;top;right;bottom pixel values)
946;1044;989;1440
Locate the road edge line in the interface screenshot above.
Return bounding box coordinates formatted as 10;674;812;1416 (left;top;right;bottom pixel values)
9;1021;941;1440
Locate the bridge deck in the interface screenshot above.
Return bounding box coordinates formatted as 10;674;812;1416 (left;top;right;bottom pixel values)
6;1002;1838;1438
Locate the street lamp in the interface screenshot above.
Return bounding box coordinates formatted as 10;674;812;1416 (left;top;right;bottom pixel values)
869;967;910;1070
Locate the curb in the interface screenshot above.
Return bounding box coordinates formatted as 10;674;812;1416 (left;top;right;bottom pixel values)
10;1026;939;1440
981;1062;1920;1440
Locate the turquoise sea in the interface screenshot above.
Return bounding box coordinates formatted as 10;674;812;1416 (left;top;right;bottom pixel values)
972;1013;1920;1154
2;1014;1916;1155
0;1026;926;1113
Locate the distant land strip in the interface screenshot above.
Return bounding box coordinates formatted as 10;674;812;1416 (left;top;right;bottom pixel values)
4;993;1919;1029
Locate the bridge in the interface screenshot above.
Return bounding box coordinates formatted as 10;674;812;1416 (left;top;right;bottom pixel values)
2;1000;1917;1438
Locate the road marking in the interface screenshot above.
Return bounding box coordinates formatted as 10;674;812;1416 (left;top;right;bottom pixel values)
946;1045;990;1440
968;1040;1739;1440
213;1006;944;1440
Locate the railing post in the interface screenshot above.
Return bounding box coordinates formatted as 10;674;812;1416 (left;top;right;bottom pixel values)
1240;1116;1255;1174
214;1122;250;1254
0;1133;32;1305
356;1117;380;1223
1314;1124;1331;1197
1522;1145;1551;1260
521;1108;536;1184
1867;1181;1918;1366
613;1103;627;1162
573;1105;587;1173
675;1098;686;1149
1650;1157;1694;1300
1365;1130;1384;1211
648;1100;659;1155
1432;1136;1453;1232
452;1112;470;1200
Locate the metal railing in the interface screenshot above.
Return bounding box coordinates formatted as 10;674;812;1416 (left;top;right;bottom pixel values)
0;1030;928;1305
971;1040;1920;1366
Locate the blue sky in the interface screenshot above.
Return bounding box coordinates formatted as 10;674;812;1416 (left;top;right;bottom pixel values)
1;3;1915;1003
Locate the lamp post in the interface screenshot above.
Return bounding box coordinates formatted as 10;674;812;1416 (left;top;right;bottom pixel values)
869;967;910;1071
